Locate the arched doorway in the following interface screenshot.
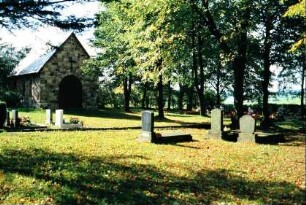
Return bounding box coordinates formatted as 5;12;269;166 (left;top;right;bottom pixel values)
59;75;82;109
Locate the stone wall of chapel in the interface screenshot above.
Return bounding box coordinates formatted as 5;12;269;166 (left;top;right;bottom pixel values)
39;35;97;109
14;75;41;108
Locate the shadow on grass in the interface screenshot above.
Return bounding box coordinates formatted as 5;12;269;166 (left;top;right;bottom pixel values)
64;109;142;121
65;109;201;126
0;148;304;204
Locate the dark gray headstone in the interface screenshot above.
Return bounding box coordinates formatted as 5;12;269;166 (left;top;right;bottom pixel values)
11;110;19;128
141;111;154;132
238;115;256;143
138;111;155;142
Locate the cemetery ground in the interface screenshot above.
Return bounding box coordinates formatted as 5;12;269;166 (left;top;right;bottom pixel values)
0;109;305;204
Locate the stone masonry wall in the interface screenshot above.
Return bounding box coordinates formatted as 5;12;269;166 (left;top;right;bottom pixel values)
38;34;97;109
15;75;41;108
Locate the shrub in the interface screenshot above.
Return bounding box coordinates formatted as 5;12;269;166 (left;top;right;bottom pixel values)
0;90;22;107
0;101;7;128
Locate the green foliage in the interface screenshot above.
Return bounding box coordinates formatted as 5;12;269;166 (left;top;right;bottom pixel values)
89;0;304;113
0;43;28;106
283;0;305;52
0;43;28;89
0;90;22;107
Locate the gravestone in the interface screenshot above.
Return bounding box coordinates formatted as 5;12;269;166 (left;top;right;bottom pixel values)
207;108;223;139
11;110;19;128
138;111;155;142
6;111;10;127
238;115;256;143
55;109;63;128
46;109;52;125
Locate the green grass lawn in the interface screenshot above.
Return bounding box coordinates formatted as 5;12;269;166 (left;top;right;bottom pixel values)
0;126;305;204
14;108;211;128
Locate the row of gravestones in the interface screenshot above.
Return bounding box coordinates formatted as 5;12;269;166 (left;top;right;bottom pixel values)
5;110;20;128
139;109;257;143
46;109;82;129
5;109;81;129
208;108;256;142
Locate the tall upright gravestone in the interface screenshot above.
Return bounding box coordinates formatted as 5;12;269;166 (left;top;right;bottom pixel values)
6;111;10;127
55;109;63;128
12;110;19;128
207;108;223;139
138;111;155;142
238;115;256;143
46;109;52;125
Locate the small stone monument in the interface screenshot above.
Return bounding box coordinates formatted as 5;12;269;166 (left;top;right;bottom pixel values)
6;111;10;127
11;110;19;128
138;111;155;142
46;109;52;125
238;115;256;143
55;109;63;128
207;108;223;139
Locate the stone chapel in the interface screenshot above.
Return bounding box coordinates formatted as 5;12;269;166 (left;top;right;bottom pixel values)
10;33;97;109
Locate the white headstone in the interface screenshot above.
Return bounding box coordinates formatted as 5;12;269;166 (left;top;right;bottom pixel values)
207;108;223;139
238;115;256;143
11;110;19;128
211;108;223;133
239;115;255;133
55;109;63;128
46;109;52;125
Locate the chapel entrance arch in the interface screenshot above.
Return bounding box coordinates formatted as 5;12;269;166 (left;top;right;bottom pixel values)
58;75;82;109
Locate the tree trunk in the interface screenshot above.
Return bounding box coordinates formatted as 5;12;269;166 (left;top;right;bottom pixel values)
216;62;221;107
301;64;305;120
187;86;193;111
199;2;250;124
167;81;171;111
178;84;185;111
261;16;273;129
123;73;132;112
157;74;164;118
233;10;249;121
196;34;206;116
141;82;148;109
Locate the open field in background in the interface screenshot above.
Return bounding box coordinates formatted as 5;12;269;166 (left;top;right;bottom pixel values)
0;128;305;204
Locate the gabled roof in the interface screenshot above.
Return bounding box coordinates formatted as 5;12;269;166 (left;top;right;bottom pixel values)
10;33;90;77
11;49;56;76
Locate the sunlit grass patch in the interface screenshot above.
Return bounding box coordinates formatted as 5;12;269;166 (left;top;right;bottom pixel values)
0;128;305;204
15;109;210;128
